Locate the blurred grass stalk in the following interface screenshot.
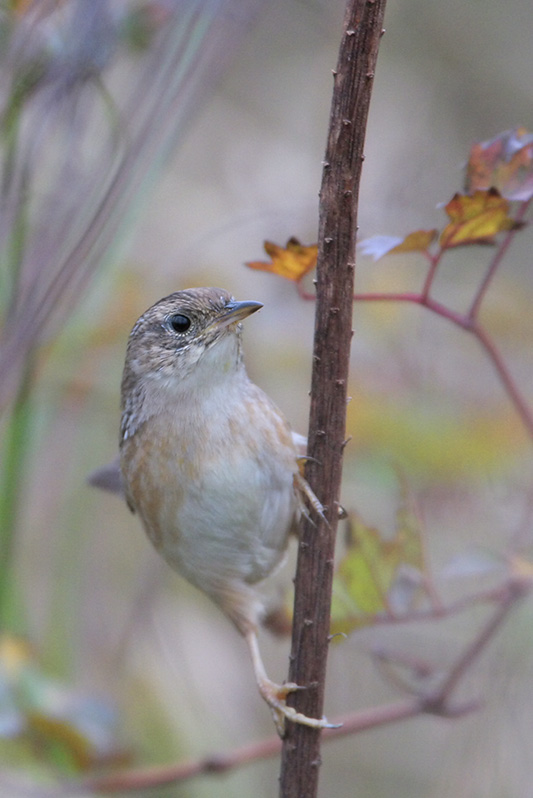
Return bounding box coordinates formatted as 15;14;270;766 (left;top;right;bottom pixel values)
0;0;266;635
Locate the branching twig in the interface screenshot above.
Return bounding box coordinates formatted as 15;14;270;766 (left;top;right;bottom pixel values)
350;289;533;440
422;578;528;714
66;577;530;796
467;197;533;321
73;699;474;795
77;703;416;795
298;191;533;442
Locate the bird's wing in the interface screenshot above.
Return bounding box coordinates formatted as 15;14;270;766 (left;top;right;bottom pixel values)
87;456;124;497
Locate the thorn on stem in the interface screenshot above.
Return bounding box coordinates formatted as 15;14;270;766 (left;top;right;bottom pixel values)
336;502;348;519
328;631;348;642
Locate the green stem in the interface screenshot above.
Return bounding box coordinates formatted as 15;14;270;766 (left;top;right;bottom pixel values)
1;84;31;316
0;360;34;634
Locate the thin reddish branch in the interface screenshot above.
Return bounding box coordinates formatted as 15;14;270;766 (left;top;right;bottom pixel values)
351;197;533;439
80;735;282;795
364;580;520;626
296;278;317;302
420;250;443;300
467;197;533;321
423;579;528;713
350;288;533;440
78;698;475;795
79;701;418;795
73;577;529;796
470;323;533;437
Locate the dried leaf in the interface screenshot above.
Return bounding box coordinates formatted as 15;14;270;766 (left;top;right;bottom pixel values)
330;489;425;635
26;712;96;772
466;127;533;201
245;238;317;281
439;189;520;248
0;634;125;773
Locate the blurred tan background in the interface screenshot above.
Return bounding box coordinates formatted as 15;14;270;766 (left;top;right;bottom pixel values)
8;0;533;795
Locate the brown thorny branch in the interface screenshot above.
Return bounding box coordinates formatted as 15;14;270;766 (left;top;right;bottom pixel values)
279;0;388;795
47;19;533;798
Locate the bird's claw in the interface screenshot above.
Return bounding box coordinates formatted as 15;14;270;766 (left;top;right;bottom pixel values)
293;473;329;527
259;678;341;737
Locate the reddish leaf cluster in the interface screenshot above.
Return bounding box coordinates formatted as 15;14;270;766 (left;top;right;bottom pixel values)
466;126;533;202
248;128;532;275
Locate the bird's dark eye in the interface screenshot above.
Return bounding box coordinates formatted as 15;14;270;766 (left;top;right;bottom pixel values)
168;313;191;333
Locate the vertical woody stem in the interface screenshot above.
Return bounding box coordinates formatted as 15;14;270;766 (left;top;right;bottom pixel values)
279;1;387;796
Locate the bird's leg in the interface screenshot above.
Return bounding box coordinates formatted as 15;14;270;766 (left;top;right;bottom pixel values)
244;629;339;736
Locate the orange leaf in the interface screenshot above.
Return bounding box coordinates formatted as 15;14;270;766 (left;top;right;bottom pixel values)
466;127;533;201
439;189;519;249
389;229;438;255
246;238;317;281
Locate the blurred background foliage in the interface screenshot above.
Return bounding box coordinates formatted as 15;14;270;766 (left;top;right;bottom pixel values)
1;0;533;795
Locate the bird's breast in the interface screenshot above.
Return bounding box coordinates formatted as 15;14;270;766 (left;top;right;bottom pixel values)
120;382;299;588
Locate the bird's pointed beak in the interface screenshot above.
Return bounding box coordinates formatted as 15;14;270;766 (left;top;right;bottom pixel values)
213;300;263;331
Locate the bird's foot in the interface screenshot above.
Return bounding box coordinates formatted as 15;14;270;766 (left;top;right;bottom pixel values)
258;677;340;737
293;472;328;526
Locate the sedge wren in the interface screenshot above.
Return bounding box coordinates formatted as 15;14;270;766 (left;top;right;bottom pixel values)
94;287;334;734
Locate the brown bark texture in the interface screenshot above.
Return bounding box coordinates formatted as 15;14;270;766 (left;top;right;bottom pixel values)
279;1;388;796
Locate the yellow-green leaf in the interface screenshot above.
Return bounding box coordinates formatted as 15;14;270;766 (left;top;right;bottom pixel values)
439;189;519;249
330;490;425;635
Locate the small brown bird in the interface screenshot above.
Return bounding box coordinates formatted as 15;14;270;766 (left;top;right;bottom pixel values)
94;287;334;734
